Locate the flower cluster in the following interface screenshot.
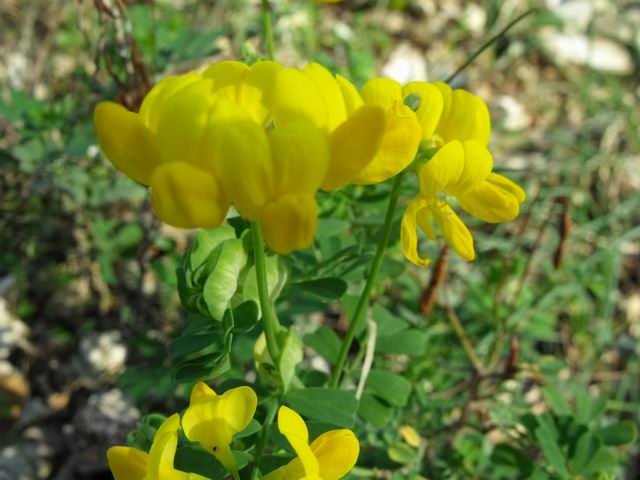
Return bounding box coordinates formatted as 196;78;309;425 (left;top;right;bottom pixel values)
94;59;524;265
107;382;358;480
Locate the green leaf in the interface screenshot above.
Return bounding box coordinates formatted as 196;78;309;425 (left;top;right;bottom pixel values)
581;446;618;475
243;254;287;316
534;415;569;478
232;300;259;332
543;385;571;416
358;392;392;427
376;329;428;356
597;420;638;446
575;389;607;425
202;238;247;320
387;441;417;465
190;225;236;277
571;431;601;474
303;326;341;365
172;354;231;384
174;444;227;479
365;369;412;407
491;444;534;475
169;333;218;361
290;277;348;301
285;388;359;428
278;328;304;392
373;304;408;336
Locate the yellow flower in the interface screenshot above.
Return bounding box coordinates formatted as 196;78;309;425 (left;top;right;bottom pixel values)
431;81;491;146
271;63;387;190
401;140;525;266
107;414;206;480
181;382;257;480
263;406;359;480
354;78;440;184
94;72;231;230
95;60;328;254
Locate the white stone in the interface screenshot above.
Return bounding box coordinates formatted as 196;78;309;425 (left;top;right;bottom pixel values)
497;95;532;131
546;0;594;31
540;29;633;74
381;42;428;84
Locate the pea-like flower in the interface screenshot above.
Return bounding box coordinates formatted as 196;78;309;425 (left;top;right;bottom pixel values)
401;140;525;266
271;63;388;190
94;75;223;230
354;77;440;184
107;414;206;480
181;382;257;480
263;406;359;480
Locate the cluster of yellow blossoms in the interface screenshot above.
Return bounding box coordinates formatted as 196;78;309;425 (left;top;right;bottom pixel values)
94;59;524;265
107;382;359;480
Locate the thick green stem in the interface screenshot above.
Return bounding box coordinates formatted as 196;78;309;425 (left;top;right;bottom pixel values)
251;220;281;363
261;0;275;60
251;398;279;479
328;172;405;388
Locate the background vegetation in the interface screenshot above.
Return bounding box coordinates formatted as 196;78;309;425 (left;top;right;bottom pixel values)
1;0;639;478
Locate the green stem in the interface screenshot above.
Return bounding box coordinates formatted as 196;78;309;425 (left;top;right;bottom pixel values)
251;220;281;363
261;0;275;60
444;8;537;84
328;172;406;388
251;398;279;479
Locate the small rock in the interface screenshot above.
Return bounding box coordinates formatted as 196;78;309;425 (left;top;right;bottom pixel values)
73;389;140;442
381;42;428;84
497;95;532;131
540;29;633;75
79;331;127;379
546;0;594;32
0;298;31;359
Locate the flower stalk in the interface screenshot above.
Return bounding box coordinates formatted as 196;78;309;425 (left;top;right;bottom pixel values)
251;220;281;364
328;171;406;388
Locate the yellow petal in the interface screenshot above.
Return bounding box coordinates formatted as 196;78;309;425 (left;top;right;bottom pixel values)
148;432;190;480
153;78;217;167
400;197;432;267
182;396;234;451
107;446;148;480
94;102;160;185
487;172;526;203
352;103;422;185
190;382;217;403
303;63;348;131
262;466;288;480
418;140;465;196
310;429;359;480
446;139;493;196
139;73;203;132
335;74;363;114
278;406;319;477
267;121;329;195
240;60;283;126
399;425;422;448
433;202;475;261
150;162;228;229
219;386;258;434
457;173;525;223
260;194;318;254
401;81;444;140
207;104;271;219
435;88;491;145
360;77;403;108
272;67;327;128
148;414;190;480
432;82;452;120
202;60;249;102
323;104;386;190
